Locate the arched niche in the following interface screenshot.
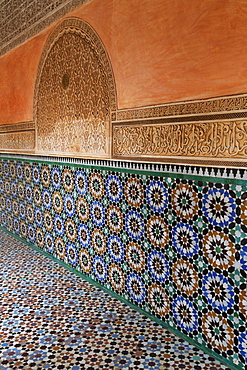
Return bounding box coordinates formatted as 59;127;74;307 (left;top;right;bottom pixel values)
34;18;117;158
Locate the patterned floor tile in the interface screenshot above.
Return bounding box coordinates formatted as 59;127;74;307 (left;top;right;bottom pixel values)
0;230;231;370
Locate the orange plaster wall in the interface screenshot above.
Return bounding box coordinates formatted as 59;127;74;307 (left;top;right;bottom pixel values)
74;0;247;109
0;27;53;125
1;0;247;124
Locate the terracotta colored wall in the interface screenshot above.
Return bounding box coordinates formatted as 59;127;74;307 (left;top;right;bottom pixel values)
1;0;247;125
0;29;52;125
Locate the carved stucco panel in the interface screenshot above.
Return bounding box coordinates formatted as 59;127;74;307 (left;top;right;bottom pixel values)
0;131;35;151
34;19;116;157
113;120;247;159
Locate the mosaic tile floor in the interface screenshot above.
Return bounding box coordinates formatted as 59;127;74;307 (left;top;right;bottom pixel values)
0;230;232;370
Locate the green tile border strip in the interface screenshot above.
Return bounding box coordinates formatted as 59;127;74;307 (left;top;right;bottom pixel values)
0;225;241;370
1;155;247;186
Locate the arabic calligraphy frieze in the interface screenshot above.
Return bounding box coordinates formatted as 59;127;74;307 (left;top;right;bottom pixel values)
113;120;247;158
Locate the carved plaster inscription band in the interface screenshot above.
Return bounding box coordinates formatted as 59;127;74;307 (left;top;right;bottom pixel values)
0;122;35;151
113;119;247;160
0;132;35;151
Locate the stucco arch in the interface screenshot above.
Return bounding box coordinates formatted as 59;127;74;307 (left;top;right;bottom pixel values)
34;18;117;158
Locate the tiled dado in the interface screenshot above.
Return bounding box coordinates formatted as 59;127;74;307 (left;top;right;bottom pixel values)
0;154;246;370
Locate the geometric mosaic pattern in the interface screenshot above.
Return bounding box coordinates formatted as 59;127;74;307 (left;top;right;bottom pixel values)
0;229;231;370
0;158;246;369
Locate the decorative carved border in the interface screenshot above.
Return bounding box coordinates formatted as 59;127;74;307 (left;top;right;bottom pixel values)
0;122;34;133
109;95;247;166
3;96;247;166
33;17;117;117
2;152;247;179
113;94;247;122
0;122;35;151
112;118;247;163
33;18;117;158
0;0;91;57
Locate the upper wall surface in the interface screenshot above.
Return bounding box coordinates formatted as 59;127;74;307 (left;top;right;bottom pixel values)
0;0;90;56
1;0;247;125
